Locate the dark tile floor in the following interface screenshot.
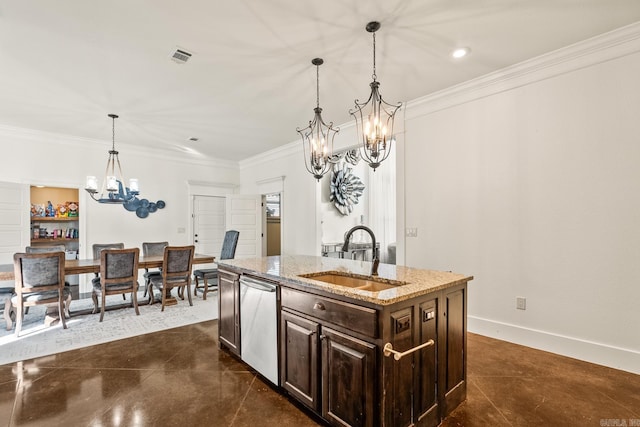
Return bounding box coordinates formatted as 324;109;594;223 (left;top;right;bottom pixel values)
0;321;638;426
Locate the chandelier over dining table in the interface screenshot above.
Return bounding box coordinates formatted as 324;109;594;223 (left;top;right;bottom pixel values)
85;114;140;204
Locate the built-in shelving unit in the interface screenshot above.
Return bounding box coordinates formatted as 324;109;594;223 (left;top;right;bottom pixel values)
30;185;80;285
30;217;79;243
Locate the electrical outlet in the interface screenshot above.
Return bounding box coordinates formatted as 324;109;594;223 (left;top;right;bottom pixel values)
395;315;411;333
405;227;418;237
177;227;186;234
516;297;526;310
423;310;435;322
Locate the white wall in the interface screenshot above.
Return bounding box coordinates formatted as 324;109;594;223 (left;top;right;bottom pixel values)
0;126;239;259
239;121;397;258
404;26;640;373
240;122;398;260
239;145;319;256
319;154;370;245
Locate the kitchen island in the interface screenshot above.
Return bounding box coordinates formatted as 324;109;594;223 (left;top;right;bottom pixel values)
217;255;473;427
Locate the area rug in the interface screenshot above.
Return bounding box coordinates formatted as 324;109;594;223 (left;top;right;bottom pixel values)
0;291;218;366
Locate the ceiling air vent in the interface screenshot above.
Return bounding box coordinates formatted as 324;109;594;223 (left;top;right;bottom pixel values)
169;47;193;64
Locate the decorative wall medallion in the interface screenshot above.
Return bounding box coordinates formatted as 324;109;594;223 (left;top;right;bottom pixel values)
344;149;361;165
330;162;365;215
328;148;360;166
328;152;344;164
123;198;166;218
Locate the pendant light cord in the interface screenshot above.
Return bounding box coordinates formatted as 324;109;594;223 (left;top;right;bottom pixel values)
372;32;377;81
111;116;116;151
316;63;320;109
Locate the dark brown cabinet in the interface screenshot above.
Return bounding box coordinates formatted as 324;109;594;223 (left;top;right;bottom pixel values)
440;286;466;416
218;269;240;356
281;310;320;411
321;327;376;427
219;264;469;427
416;299;439;425
281;288;378;427
383;298;439;427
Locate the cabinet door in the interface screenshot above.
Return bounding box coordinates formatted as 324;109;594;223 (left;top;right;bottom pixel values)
281;310;320;412
321;327;376;427
218;270;240;355
386;307;414;427
415;299;439;427
440;285;466;416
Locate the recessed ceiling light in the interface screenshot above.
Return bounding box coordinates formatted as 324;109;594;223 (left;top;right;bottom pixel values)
451;47;471;59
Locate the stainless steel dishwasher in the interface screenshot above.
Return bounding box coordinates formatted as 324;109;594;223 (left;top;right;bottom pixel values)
239;275;279;385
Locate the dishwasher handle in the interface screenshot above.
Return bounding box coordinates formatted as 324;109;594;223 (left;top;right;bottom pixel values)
240;277;277;292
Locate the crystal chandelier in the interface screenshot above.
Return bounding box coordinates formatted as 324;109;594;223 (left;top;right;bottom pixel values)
350;21;401;171
85;114;140;204
297;58;339;181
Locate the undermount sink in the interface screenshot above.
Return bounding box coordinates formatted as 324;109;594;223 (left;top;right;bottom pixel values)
299;271;407;292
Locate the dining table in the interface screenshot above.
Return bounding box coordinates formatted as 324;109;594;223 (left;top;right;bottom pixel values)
0;253;215;281
0;253;216;327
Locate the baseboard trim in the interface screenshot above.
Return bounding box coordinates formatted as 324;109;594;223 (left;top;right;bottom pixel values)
468;315;640;375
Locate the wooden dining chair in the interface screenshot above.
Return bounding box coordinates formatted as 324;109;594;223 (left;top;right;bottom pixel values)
1;286;15;331
92;243;125;300
193;230;239;300
26;244;67;254
91;247;140;322
141;241;168;298
148;245;195;311
12;251;69;336
92;243;125;262
25;245;72;313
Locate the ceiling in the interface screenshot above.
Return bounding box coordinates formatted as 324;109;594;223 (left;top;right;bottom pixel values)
1;1;640;162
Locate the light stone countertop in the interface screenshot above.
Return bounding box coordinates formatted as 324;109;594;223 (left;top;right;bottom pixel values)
218;255;473;306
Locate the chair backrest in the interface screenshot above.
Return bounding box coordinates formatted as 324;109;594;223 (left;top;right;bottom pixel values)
99;248;139;286
220;230;239;260
92;243;125;260
142;241;168;257
25;245;66;254
163;246;195;282
13;252;65;294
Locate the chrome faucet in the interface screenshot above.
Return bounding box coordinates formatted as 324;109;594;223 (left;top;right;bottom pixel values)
342;225;379;276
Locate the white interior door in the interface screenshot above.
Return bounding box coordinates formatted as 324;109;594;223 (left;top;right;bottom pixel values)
0;182;29;265
226;194;262;258
193;195;226;257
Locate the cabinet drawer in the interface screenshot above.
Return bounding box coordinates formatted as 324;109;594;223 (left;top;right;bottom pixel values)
281;287;378;338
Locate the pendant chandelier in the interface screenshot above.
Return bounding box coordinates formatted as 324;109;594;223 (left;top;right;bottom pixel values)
85;114;140;204
350;21;401;171
297;58;339;181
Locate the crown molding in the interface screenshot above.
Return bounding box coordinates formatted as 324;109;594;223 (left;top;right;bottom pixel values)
239;139;300;170
405;21;640;120
256;176;285;186
186;180;238;188
0;124;239;170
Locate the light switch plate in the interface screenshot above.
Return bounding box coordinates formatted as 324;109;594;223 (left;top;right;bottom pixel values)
516;297;526;310
406;227;418;237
